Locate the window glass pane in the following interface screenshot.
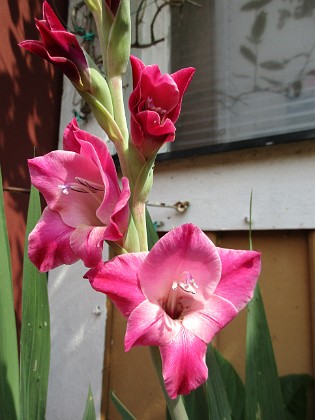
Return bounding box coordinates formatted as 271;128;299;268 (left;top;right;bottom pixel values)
171;0;315;152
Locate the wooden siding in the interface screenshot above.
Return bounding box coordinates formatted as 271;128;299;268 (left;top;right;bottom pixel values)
102;230;314;419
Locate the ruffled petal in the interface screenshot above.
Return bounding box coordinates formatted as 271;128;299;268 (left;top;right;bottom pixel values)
125;300;181;351
215;248;261;311
140;65;179;113
86;253;148;317
169;67;195;122
70;224;107;267
102;177;131;241
42;1;65;31
28;151;103;227
182;294;238;343
130;55;145;88
28;207;78;272
139;224;222;304
160;327;208;399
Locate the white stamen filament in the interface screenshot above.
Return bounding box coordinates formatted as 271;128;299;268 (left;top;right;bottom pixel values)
58;178;104;205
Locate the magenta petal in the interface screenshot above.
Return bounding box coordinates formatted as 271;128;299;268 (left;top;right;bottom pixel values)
102;177;131;241
70;225;106;267
139;224;222;303
214;248;261;311
28;207;78;272
160;327;208;399
140;65;179;113
28;151;103;227
169;67;195;122
125;300;181;351
130;55;145;88
86;253;148;317
42;1;65;31
63;119;81;153
182;294;238;343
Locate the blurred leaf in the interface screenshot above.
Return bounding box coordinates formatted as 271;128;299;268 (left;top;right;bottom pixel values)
246;194;284;420
20;186;50;420
206;345;232;419
245;285;285;420
214;349;245;420
183;345;232;419
82;385;96;420
146;207;159;250
260;76;282;87
306;69;315;76
250;11;267;42
241;0;272;12
240;46;256;64
280;374;313;420
260;61;285;71
0;168;20;420
183;381;209;419
111;392;136;420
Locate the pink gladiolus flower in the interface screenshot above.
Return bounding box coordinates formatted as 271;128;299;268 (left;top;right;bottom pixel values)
19;1;89;88
129;56;195;158
28;119;130;272
86;224;261;398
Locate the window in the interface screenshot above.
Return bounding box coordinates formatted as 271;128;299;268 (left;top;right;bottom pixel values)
170;0;315;153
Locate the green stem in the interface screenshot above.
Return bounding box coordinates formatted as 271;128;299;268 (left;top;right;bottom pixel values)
150;347;189;420
131;201;148;252
108;76;129;145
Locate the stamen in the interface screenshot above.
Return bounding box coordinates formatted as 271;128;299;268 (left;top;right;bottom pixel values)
178;271;198;294
146;97;167;116
58;184;70;195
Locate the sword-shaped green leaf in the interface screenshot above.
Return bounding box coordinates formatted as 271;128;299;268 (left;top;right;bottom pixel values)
82;385;96;420
111;392;136;420
20;186;50;420
0;169;20;420
245;192;285;420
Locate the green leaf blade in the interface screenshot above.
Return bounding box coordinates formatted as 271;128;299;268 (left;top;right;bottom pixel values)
20;186;50;420
0;169;20;420
111;392;136;420
245;285;285;420
82;385;96;420
214;349;245;420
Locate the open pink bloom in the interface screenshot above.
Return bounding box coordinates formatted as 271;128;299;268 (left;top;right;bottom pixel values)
86;224;261;398
19;1;89;88
28;119;130;272
129;56;195;158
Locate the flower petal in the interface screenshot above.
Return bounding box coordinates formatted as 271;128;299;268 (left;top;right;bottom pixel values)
125;300;181;351
130;55;145;88
169;67;195;122
28;207;78;272
215;248;261;311
28;151;103;227
102;177;131;241
70;225;106;267
140;65;179;114
182;294;238;343
86;253;147;317
139;224;222;304
160;327;208;399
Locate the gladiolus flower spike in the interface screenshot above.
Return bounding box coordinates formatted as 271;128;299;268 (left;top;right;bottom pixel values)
28;119;130;271
86;224;261;399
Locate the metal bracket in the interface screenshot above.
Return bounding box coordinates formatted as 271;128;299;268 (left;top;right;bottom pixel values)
147;201;190;213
